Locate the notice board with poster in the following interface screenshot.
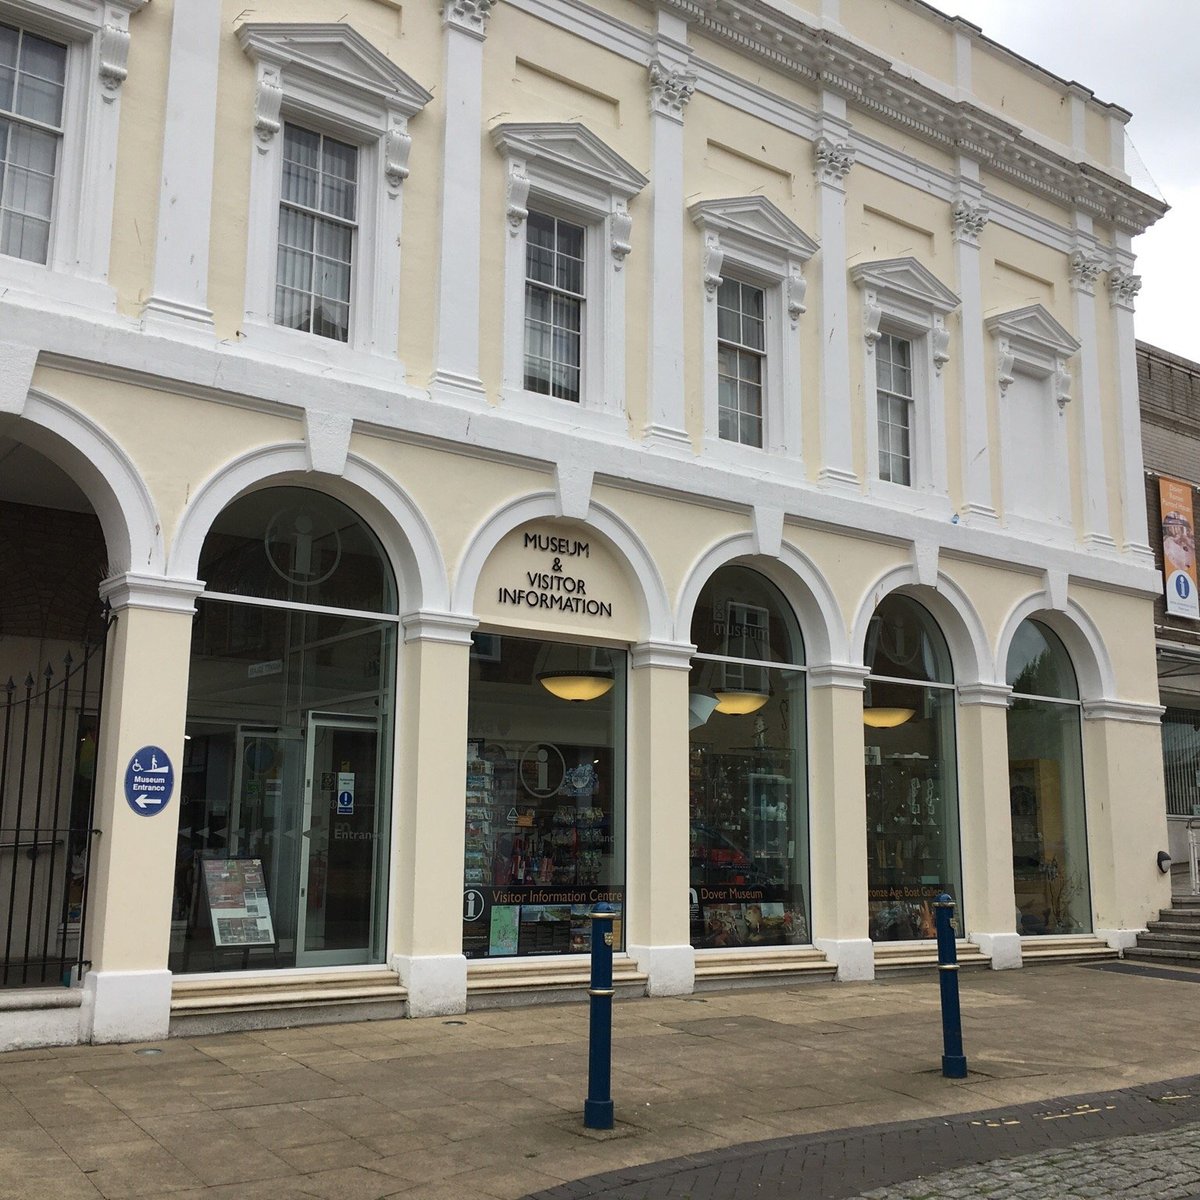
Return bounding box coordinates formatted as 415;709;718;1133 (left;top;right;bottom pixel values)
201;857;276;948
1160;476;1200;619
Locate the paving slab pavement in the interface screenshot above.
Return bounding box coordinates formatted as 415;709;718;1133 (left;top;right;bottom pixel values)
0;961;1198;1199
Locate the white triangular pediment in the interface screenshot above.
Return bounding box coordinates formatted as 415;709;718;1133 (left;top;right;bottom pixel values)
985;304;1079;356
688;196;818;262
849;256;960;315
238;23;433;117
491;123;648;199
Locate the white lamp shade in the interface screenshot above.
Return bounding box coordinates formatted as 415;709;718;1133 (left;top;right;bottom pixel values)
862;706;915;728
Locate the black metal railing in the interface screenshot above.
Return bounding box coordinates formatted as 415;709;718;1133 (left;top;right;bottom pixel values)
1;621;109;988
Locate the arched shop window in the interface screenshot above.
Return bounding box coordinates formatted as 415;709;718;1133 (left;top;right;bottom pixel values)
173;487;398;972
864;594;961;941
462;635;627;959
1006;619;1091;935
687;566;809;950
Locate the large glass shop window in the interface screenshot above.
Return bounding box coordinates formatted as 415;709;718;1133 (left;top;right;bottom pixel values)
1007;620;1091;935
864;595;961;940
463;635;626;959
172;488;398;972
687;567;809;949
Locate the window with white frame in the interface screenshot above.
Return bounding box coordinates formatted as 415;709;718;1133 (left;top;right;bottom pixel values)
524;210;584;402
717;278;766;447
689;196;816;461
875;332;914;485
986;304;1078;533
238;23;432;367
850;257;959;500
0;0;144;299
492;123;647;425
0;20;66;264
276;124;357;342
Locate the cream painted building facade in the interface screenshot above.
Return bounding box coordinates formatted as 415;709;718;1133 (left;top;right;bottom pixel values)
0;0;1172;1047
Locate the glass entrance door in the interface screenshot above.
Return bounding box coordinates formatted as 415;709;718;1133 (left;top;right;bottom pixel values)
297;714;381;966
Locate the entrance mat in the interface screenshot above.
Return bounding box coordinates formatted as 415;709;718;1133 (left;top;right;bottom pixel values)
1080;961;1200;985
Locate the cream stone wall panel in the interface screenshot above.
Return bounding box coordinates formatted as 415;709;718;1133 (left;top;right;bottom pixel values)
1085;107;1114;171
979;172;1068;230
510;60;623;131
849;111;957;180
839;0;957;90
107;0;172;317
689;28;820;118
940;558;1040;661
969;43;1073;154
30;367;301;554
1069;584;1161;702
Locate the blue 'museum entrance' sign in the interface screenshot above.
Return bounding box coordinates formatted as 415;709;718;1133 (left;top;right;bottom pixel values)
124;746;175;816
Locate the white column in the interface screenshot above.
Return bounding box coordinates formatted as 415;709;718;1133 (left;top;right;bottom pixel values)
82;574;203;1043
625;642;694;994
952;180;997;522
642;15;694;450
391;611;476;1016
957;684;1021;969
808;664;873;980
813;99;858;490
1069;233;1114;549
1108;250;1153;562
141;0;220;330
430;1;493;404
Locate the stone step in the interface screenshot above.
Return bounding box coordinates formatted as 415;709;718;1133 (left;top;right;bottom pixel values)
872;941;991;971
1159;907;1200;922
466;956;647;1003
1133;932;1200;951
171;968;405;1015
1125;946;1200;965
1145;920;1200;935
694;948;835;989
1018;936;1118;964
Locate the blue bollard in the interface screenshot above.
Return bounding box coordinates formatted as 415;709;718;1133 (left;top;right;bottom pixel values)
933;893;968;1079
584;902;616;1130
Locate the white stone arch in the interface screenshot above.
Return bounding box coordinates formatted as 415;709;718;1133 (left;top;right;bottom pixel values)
674;534;848;664
11;390;163;574
996;591;1115;701
166;443;449;611
849;565;992;684
452;492;671;641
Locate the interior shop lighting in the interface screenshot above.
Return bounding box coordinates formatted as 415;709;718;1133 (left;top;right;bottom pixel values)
712;688;770;715
538;671;615;702
862;706;916;728
688;690;720;729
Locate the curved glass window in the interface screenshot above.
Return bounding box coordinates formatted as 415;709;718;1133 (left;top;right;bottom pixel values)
687;566;809;950
199;486;396;613
174;487;398;973
1007;619;1090;935
863;594;961;941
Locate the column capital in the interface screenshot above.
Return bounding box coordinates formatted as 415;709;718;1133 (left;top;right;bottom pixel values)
813;135;856;188
401;610;478;646
807;663;868;690
648;58;696;121
1068;248;1105;296
951;197;989;246
98;573;204;615
441;0;495;38
1108;266;1142;311
1082;698;1164;725
631;640;695;671
956;682;1012;708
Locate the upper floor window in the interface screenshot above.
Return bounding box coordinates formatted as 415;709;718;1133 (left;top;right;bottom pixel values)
717;278;766;447
238;22;432;371
276;124;357;343
876;332;913;486
850;257;959;506
493;122;647;429
0;21;65;265
524;210;584;403
689;196;815;463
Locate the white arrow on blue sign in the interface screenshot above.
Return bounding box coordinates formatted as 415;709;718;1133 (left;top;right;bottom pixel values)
124;746;175;816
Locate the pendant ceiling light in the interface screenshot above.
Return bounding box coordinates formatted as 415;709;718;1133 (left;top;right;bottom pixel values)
538;671;615;702
862;706;915;728
712;688;770;715
688;689;719;729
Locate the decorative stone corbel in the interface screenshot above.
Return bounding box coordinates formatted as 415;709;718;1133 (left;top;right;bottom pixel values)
813;135;856;187
1068;249;1104;296
610;204;633;269
254;69;284;151
950;197;989;246
98;23;131;99
1108;266;1142;310
505;162;530;235
996;337;1015;395
701;231;724;297
443;0;495;37
648;59;696;121
863;293;883;351
1054;360;1073;410
787;267;808;326
384;121;412;195
931;320;951;376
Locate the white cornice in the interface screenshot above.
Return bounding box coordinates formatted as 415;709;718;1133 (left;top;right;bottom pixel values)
807;663;869;690
401;610;479;646
1082;698;1164;725
640;0;1166;235
631;640;696;671
99;573;204;615
490;123;648;200
957;682;1012;708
